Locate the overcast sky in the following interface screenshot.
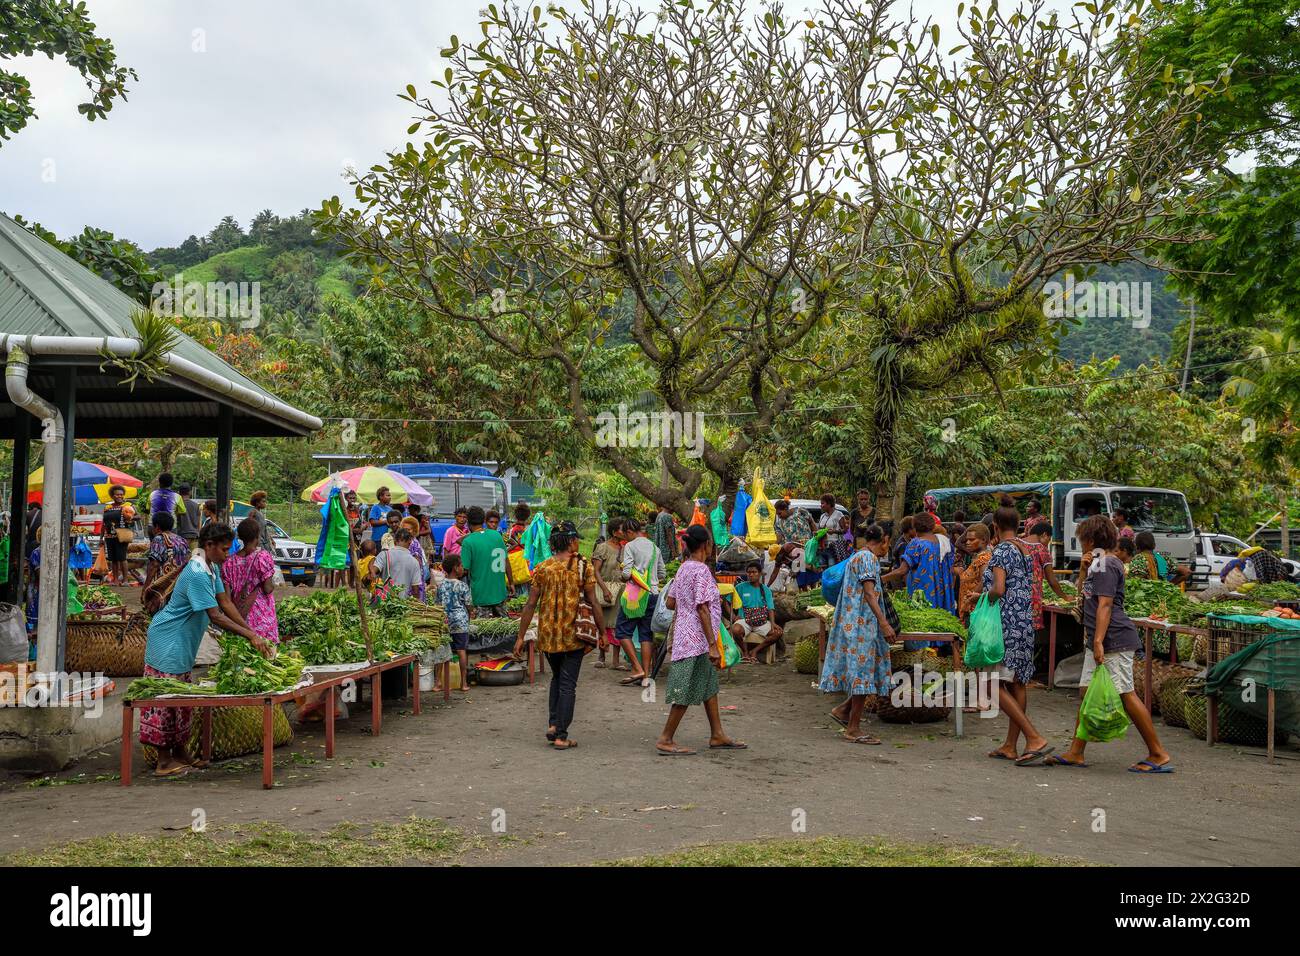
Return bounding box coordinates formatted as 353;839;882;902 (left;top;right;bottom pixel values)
0;0;963;251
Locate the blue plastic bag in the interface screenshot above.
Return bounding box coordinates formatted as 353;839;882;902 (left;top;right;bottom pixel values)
821;556;851;607
730;488;752;536
68;537;94;570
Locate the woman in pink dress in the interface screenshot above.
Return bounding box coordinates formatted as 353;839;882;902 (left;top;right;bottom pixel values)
222;517;280;644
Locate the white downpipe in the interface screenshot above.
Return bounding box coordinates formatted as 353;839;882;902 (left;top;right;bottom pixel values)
5;346;65;675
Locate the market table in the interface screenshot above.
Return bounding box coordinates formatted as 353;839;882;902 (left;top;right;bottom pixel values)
1043;603;1078;690
120;654;420;789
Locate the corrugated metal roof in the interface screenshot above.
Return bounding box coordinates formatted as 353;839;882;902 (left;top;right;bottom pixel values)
0;212;315;431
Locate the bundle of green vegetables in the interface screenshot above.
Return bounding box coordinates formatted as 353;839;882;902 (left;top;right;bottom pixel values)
505;593;529;612
1245;582;1300;604
210;634;306;694
795;587;824;610
472;616;520;639
124;677;216;700
1122;577;1188;620
889;590;967;639
664;559;682;578
278;588;448;664
77;584;122;611
1043;579;1078;607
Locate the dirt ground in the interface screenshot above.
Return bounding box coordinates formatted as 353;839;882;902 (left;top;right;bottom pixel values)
4;594;1298;865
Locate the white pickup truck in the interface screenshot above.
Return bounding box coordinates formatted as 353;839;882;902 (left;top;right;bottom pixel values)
1189;530;1300;589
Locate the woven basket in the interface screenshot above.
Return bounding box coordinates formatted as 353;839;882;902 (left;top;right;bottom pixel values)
143;703;293;767
65;612;149;676
1181;692;1286;747
1159;676;1194;728
877;648;952;724
1192;634;1208;666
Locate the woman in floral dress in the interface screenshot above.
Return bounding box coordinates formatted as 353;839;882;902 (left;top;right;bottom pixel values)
983;497;1054;765
820;526;895;744
142;512;191;614
222;517;280;644
1021;519;1070;633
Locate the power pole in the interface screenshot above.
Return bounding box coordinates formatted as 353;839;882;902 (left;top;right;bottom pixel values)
1180;297;1197;394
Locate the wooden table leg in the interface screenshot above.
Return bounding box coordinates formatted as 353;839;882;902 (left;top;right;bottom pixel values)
372;671;382;737
1267;689;1276;763
412;660;421;715
528;643;534;685
324;684;335;758
201;707;213;762
1143;627;1153;712
1169;628;1179;665
120;703;133;787
1047;609;1058;690
262;698;274;790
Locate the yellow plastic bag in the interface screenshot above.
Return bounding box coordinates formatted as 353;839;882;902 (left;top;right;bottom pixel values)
744;468;777;549
507;548;531;584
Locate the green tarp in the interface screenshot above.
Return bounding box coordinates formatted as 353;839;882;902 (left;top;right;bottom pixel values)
1205;614;1300;735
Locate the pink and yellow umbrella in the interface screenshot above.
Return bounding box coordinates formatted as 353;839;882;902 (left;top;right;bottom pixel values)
300;466;433;505
28;460;142;506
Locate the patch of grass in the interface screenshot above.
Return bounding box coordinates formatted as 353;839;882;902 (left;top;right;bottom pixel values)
606;836;1089;867
5;816;481;867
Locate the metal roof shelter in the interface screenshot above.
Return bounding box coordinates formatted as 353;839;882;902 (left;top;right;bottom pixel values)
0;212;322;673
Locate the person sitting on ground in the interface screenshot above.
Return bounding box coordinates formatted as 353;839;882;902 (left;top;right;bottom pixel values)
1046;515;1173;773
731;560;782;664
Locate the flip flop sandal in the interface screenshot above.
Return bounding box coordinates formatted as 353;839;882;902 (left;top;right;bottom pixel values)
153;764;191;778
843;735;882;745
1128;760;1174;774
545;729;557;742
551;739;577;750
1014;746;1055;766
1044;754;1089;768
656;746;697;756
619;675;647;686
708;741;749;750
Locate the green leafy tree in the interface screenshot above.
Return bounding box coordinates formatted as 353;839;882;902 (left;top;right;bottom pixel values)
14;216;161;305
0;0;136;143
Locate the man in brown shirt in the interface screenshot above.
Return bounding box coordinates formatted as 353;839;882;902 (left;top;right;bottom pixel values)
514;528;598;750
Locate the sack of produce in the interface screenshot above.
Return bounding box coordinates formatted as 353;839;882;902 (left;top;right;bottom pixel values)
1076;665;1130;742
963;594;1004;669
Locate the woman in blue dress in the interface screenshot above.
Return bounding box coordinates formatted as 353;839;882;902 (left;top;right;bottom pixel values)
882;511;955;649
821;526;896;744
983;496;1054;765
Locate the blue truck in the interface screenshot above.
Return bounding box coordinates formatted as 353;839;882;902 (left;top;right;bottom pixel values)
385;463;510;556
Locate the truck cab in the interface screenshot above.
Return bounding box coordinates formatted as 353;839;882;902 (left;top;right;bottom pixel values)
1190;530;1300;589
1061;486;1195;567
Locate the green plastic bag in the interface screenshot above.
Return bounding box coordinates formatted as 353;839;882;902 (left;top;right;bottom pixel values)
803;527;827;566
66;569;83;615
317;492;353;571
1076;664;1131;742
963;593;1004;668
717;623;742;669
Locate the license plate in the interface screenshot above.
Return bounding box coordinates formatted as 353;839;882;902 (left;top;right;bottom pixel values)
290;568;304;576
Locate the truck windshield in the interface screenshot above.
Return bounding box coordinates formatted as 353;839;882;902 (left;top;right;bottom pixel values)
1111;491;1192;534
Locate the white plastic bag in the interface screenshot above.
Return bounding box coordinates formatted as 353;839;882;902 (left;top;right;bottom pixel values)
0;602;27;664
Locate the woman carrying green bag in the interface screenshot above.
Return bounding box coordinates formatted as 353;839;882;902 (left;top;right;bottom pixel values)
983;496;1056;766
1045;516;1173;773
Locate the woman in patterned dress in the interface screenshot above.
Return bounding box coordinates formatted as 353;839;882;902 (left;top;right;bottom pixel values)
984;496;1054;765
656;525;746;756
141;512;191;614
883;511;955;650
1021;519;1071;634
956;522;993;623
222;517;280;645
821;525;895;744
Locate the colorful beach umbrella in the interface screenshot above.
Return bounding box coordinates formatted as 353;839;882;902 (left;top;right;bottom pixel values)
300;466;433;505
28;460;142;506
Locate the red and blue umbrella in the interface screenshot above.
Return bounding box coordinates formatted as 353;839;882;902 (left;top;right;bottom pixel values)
28;460;143;506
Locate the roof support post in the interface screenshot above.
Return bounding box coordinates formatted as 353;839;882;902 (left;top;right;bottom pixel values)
52;367;76;673
3;414;33;607
216;404;233;523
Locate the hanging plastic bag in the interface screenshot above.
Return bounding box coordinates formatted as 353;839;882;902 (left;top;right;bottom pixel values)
507;548;531;584
1076;665;1131;742
821;556;851;607
0;602;26;664
620;568;652;619
710;501;730;547
717;537;761;567
963;593;1005;669
716;622;742;669
803;527;828;567
651;579;676;633
316;491;352;571
91;542;108;578
690;501;708;527
69;537;94;570
730;485;752;536
744;468;777;549
522;512;552;569
66;569;84;616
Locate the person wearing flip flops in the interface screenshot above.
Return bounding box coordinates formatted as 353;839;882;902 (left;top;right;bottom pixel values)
1044;516;1174;774
656;525;747;756
820;525;894;745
